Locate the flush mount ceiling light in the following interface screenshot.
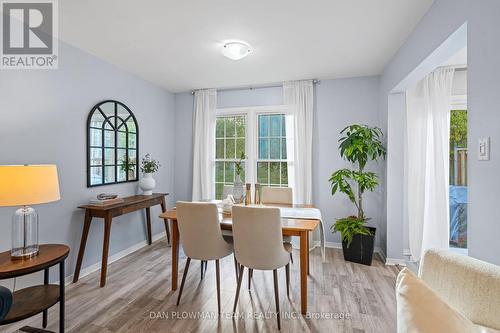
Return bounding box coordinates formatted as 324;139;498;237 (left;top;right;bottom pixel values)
222;41;252;60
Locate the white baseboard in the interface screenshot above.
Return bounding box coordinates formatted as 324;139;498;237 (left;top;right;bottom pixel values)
316;241;405;266
63;231;167;286
385;258;407;266
318;241;386;260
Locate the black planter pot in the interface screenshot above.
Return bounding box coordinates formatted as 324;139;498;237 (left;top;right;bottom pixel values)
341;227;376;266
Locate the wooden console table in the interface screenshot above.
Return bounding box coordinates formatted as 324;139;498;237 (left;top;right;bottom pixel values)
73;193;169;287
0;244;69;333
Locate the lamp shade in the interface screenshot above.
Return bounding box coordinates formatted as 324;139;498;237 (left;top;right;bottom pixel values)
0;165;60;206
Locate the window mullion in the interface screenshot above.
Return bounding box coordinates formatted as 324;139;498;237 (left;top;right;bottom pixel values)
247;111;256;186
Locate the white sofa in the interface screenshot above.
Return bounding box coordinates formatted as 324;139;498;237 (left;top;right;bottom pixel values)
418;249;500;331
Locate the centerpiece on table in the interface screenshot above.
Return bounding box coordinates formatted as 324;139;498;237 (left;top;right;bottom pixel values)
233;152;245;203
139;153;161;195
329;124;386;265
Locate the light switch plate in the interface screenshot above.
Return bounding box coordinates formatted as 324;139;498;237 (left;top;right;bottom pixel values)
478;137;490;161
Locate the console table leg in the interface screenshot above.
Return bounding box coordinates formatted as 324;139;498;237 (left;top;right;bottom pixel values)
145;207;152;245
100;213;113;287
73;210;92;283
59;260;65;333
43;267;49;328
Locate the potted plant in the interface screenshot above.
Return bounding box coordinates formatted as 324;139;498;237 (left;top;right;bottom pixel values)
139;153;161;195
233;152;245;203
329;125;386;265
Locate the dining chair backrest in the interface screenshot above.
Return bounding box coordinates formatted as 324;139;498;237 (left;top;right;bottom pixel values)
261;187;293;205
232;206;290;270
176;201;232;260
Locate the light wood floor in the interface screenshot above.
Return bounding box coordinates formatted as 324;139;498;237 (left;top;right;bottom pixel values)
2;239;400;333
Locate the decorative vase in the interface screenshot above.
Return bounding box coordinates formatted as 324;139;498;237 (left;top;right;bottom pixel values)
139;173;156;195
233;174;245;203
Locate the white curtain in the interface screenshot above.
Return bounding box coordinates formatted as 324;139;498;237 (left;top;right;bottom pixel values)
406;68;454;261
192;89;217;201
284;80;326;258
283;80;314;204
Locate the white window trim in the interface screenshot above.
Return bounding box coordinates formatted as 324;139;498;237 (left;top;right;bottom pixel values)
215;105;290;197
451;94;467;110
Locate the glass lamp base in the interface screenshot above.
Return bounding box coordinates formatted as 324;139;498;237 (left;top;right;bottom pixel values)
11;246;39;259
11;206;39;260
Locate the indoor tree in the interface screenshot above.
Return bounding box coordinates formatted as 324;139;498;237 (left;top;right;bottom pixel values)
329;124;386;246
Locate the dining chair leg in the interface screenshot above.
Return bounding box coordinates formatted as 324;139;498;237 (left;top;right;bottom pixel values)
201;261;208;280
200;261;204;280
285;263;290;297
248;268;253;290
232;265;245;314
290;252;294;264
233;255;239;281
273;269;281;330
177;257;191;306
215;259;221;315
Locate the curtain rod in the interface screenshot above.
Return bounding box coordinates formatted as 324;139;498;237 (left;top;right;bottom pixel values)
190;79;319;95
437;64;467;71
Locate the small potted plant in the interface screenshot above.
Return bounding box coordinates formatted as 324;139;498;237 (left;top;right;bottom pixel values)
233;152;245;203
329;125;386;265
139;153;161;195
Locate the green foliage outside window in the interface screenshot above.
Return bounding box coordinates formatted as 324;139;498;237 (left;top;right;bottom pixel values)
450;110;467;148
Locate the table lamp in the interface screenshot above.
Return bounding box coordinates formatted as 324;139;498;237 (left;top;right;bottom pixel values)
0;165;60;259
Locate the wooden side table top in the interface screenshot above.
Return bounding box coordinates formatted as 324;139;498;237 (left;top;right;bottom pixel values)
0;244;69;279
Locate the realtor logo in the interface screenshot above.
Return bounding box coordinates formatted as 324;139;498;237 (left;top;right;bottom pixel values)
1;0;58;69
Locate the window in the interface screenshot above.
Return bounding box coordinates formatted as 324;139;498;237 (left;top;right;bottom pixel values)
87;100;139;187
257;114;288;187
449;109;467;249
214;107;291;199
215;116;246;199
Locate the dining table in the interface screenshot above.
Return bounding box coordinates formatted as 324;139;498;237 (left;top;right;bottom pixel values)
159;203;320;315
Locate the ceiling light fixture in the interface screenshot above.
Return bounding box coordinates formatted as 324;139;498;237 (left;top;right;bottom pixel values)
222;41;252;60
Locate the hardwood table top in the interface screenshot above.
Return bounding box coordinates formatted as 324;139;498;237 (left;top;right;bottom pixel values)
78;193;168;210
159;203;320;232
0;244;70;279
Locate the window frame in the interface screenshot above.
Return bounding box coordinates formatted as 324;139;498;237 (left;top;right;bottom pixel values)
214;105;291;198
256;113;289;187
86;100;139;187
214;115;247;198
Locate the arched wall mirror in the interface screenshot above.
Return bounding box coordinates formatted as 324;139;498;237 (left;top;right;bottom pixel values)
87;100;139;187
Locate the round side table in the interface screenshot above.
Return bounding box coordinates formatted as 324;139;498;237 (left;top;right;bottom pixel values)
0;244;69;333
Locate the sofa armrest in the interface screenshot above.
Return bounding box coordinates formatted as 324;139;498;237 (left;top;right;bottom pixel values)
419;249;500;330
0;285;13;322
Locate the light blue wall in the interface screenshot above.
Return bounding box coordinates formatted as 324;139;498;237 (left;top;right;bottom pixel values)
174;92;194;202
218;86;283;108
174;76;383;246
0;41;176;283
314;77;382;245
380;0;500;265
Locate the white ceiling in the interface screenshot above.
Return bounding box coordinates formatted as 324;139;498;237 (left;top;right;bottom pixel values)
60;0;434;93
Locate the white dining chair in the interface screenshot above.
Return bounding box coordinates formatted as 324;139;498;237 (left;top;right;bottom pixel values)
261;186;294;263
231;206;291;330
175;201;235;314
260;186;293;205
